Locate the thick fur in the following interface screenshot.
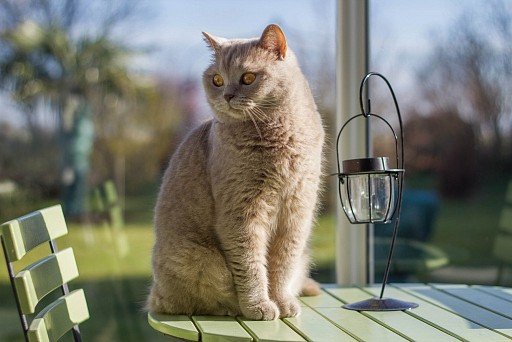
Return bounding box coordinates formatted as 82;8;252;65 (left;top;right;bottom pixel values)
147;24;324;320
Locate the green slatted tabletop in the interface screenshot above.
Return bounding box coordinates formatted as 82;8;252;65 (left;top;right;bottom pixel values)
148;284;512;341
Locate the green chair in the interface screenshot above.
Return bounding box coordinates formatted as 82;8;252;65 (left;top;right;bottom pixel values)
493;181;512;284
1;205;89;341
90;180;123;229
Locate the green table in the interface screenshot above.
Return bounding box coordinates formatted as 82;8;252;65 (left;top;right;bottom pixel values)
148;284;512;341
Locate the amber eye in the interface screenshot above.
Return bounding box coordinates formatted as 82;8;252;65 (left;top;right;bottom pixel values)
241;72;256;85
213;74;224;87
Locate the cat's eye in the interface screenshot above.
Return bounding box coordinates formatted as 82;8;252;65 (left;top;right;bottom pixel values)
213;74;224;87
241;72;256;85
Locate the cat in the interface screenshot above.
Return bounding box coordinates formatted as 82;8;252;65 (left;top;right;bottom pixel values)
147;24;324;320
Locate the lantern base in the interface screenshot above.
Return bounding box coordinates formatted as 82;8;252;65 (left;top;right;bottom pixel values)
343;297;418;311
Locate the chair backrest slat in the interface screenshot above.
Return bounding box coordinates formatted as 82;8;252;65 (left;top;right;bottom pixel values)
1;205;89;341
506;181;512;204
494;233;512;265
28;289;89;342
1;205;68;261
14;248;79;314
103;180;123;229
499;207;512;233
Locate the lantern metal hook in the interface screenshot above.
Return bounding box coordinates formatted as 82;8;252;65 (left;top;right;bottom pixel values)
359;71;404;170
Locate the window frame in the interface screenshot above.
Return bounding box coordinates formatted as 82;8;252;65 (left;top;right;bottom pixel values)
334;0;372;285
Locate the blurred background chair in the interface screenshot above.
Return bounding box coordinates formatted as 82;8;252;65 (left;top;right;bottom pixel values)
90;180;124;229
374;189;447;281
492;180;512;284
430;180;512;285
1;205;89;341
89;180;128;258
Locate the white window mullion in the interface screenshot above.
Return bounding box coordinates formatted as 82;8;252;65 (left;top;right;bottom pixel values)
334;0;370;285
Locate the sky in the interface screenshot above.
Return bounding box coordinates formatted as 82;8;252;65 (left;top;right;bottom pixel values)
116;0;488;113
127;0;336;76
0;0;489;126
124;0;481;74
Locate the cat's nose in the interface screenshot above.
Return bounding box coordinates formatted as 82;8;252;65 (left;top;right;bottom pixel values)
224;94;235;103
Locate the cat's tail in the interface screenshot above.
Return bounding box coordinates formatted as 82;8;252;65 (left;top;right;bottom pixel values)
300;277;322;296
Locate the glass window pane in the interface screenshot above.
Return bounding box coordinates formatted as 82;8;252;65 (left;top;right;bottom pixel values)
370;0;512;286
0;1;336;339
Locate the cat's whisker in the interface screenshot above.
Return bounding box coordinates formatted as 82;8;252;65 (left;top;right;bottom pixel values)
244;109;263;140
257;97;279;105
258;98;278;104
249;107;268;122
253;106;271;121
255;101;278;106
256;103;278;110
249;108;268;127
250;111;267;125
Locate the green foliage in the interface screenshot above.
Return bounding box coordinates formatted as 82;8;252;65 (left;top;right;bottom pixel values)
403;111;479;198
430;175;509;266
0;173;508;340
0;126;60;194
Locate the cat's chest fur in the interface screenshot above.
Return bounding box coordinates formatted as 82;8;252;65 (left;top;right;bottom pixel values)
209;118;321;200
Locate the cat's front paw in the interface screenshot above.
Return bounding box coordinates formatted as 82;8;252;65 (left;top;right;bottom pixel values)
241;300;280;320
274;296;301;318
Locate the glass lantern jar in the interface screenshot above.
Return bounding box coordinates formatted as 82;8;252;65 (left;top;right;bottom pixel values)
339;157;402;224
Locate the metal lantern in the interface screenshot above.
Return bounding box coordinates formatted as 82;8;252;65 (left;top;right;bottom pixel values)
335;72;418;311
339;157;401;224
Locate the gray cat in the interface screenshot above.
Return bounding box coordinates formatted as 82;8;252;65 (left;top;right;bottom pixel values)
147;24;325;320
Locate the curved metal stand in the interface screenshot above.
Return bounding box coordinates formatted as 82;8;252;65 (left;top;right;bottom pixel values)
338;72;418;311
343;297;418;311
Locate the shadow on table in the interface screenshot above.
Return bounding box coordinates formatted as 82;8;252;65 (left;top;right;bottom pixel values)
409;285;512;330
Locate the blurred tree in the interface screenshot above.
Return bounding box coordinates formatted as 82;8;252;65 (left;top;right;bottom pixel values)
417;0;512;171
0;0;139;218
91;76;184;198
403;110;478;198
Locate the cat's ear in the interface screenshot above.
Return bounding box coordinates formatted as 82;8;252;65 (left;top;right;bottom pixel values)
258;24;287;60
202;31;223;55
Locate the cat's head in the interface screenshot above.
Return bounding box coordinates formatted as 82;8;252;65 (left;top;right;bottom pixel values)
202;24;297;123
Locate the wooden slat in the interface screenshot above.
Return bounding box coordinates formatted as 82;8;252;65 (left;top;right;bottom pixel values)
14;247;79;314
237;317;305;342
28;289;89;342
284;305;356;341
300;291;342;308
394;284;512;338
148;313;199;341
314;306;407;341
433;285;512;319
192;316;252;341
474;285;512;302
145;285;512;341
331;287;458;342
1;205;67;261
367;285;507;341
326;288;456;342
311;290;406;342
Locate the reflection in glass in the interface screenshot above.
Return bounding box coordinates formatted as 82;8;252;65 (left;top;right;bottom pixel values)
343;174;397;223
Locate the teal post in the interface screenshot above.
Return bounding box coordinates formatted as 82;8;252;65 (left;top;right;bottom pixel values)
62;100;94;218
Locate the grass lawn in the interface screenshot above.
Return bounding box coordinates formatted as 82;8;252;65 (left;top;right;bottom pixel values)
430;179;507;266
0;174;508;340
0;224;163;342
0;216;336;341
